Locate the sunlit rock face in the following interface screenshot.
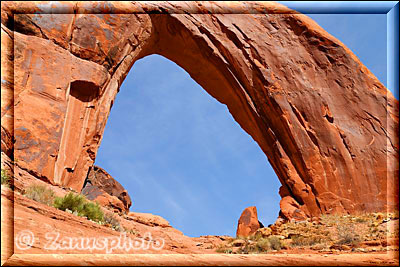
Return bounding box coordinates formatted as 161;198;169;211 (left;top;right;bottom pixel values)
1;1;398;221
236;206;262;238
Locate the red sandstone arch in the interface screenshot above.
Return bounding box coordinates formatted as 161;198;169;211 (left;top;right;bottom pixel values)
1;1;398;220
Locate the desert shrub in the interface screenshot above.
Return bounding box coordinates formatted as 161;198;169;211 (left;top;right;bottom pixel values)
291;235;328;247
336;224;360;246
1;169;10;186
216;246;233;254
267;236;282;250
24;184;56;205
355;217;367;223
54;192;104;223
250;233;261;242
250;227;273;241
80;201;104;223
126;228;139;236
238;236;282;254
244;242;266;254
104;212;123;231
291;235;308;247
237;243;251;254
256;238;271;252
320;214;341;226
54;192;86;212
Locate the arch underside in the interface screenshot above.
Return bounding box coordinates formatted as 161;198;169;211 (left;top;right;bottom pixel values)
1;1;398;220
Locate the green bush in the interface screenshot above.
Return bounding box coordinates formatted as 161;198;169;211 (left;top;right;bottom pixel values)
24;184;56;205
81;201;104;223
54;192;86;212
53;192;104;223
1;169;10;186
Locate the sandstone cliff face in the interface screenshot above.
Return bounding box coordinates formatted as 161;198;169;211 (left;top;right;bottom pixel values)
1;1;398;220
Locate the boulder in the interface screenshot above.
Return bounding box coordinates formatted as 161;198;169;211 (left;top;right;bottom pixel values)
236;206;262;238
231;239;246;247
81;166;132;214
126;212;170;228
253;227;273;240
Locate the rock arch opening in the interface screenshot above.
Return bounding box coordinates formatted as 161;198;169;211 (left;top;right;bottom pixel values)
94;54;282;237
4;2;397;235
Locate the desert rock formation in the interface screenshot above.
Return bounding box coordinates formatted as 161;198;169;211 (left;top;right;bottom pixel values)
1;1;398;221
2;186;398;265
126;212;171;228
236;206;262;237
82;165;132;213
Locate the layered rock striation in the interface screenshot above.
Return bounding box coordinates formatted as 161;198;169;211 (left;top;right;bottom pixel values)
1;1;398;220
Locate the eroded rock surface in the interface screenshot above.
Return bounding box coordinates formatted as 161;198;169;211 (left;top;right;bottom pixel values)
82;165;132;213
1;1;398;221
236;206;262;237
126;212;171;228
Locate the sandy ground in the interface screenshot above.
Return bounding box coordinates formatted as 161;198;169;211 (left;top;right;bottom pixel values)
1;186;399;266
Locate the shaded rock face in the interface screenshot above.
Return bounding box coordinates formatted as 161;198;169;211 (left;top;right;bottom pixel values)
236;206;262;237
1;2;398;221
82;166;132;213
1;126;13;160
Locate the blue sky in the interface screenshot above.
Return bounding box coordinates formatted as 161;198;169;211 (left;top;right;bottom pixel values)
95;5;395;237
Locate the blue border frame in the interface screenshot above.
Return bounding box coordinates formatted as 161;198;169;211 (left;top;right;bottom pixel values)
279;1;398;14
388;3;399;98
279;1;399;99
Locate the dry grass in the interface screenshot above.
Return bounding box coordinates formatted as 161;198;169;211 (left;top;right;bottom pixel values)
215;246;233;254
336;224;361;246
290;234;330;248
216;212;397;253
104;212;124;232
24;184;56;206
216;235;283;254
126;228;139;236
1;169;11;186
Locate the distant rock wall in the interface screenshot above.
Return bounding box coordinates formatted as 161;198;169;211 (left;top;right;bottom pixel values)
1;1;398;220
